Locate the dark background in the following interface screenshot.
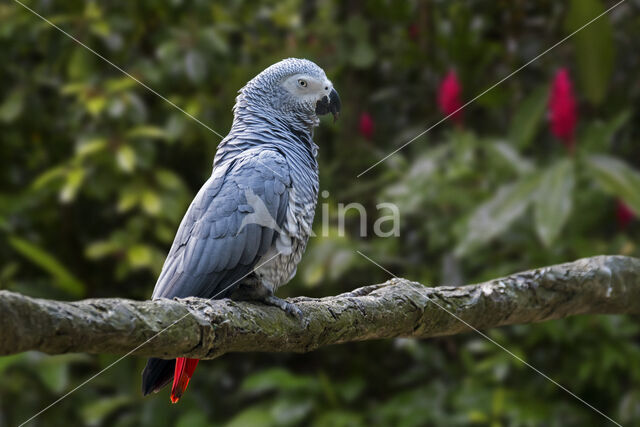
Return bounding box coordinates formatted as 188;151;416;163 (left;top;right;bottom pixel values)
1;0;639;426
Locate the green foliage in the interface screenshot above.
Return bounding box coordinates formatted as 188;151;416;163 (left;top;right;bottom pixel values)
565;0;615;106
508;85;548;150
587;155;640;215
455;170;543;256
0;1;639;426
8;236;85;296
534;159;574;247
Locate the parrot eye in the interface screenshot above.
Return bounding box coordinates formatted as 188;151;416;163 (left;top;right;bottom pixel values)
298;79;307;88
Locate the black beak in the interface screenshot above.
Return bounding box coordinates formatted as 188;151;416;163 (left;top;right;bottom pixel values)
315;88;341;122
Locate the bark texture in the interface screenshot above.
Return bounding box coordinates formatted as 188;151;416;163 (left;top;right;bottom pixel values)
1;255;639;359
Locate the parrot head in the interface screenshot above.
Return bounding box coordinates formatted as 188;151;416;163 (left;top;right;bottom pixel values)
237;58;341;125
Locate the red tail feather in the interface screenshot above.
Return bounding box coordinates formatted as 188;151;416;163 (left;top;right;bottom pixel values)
170;357;199;403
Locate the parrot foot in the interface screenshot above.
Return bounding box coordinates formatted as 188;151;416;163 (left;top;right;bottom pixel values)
262;295;303;319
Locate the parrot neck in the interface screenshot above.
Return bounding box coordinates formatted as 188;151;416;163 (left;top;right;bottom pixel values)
213;104;318;170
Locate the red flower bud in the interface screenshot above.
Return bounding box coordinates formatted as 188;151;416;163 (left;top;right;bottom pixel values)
408;23;419;42
616;200;635;230
549;69;578;150
437;70;463;124
358;112;375;140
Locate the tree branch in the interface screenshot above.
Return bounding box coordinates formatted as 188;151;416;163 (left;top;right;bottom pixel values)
1;255;639;359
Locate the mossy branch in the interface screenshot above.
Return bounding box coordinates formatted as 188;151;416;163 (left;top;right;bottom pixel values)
1;255;639;359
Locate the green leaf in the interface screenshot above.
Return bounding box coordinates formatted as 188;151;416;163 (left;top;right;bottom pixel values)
60;82;87;95
489;141;534;175
8;236;85;296
508;85;548;148
468;410;489;423
141;191;161;215
586;154;640;215
116;145;136;173
127;244;153;268
35;356;73;393
565;0;614;105
534;159;575;246
117;188;140;213
59;167;85;203
271;398;313;425
0;354;25;375
313;410;365;427
176;412;210;427
89;20;110;38
0;88;25;122
31;166;66;190
201;28;229;54
80;395;131;426
85;240;117;259
301;232;354;286
155;169;184;190
67;47;93;80
455;172;541;256
105;77;136;93
85;95;106;116
76;138;107;157
328;248;355;281
580;110;631;152
126;125;168;140
241;368;316;393
227;407;273;427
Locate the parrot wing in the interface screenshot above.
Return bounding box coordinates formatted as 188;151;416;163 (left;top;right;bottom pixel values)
151;148;290;300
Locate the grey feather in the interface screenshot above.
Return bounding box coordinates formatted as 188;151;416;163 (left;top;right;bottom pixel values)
151;58;329;302
152;149;294;299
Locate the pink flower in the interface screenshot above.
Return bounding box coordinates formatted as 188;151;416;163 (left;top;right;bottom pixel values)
549;69;578;150
437;70;463;124
616;200;635;230
358;112;375;140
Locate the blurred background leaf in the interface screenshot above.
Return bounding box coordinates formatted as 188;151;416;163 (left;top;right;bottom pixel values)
8;236;85;297
565;0;614;106
534;159;574;247
587;155;640;214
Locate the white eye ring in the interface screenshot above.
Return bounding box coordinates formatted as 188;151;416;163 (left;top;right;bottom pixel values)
298;79;307;88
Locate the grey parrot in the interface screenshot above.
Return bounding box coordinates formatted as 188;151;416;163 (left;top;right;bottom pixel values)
141;58;340;403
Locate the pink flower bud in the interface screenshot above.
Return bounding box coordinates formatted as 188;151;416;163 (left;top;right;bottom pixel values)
616;200;635;230
549;69;578;150
358;112;375;140
437;70;463;124
408;24;419;42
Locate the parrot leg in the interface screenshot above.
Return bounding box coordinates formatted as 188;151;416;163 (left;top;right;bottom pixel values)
231;277;304;319
262;294;303;319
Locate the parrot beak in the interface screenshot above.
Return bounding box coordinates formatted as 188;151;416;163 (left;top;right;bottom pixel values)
315;88;341;122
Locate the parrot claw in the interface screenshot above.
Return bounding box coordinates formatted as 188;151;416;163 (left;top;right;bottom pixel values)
263;295;304;320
